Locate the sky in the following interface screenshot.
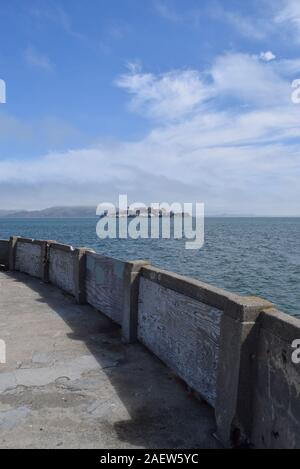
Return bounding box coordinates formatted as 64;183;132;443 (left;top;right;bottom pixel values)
0;0;300;214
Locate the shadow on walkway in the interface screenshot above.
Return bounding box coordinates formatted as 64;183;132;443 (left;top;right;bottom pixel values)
2;272;220;449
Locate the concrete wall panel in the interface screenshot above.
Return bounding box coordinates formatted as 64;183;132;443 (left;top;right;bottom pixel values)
85;252;125;325
251;309;300;449
138;276;223;406
49;244;75;295
15;241;42;278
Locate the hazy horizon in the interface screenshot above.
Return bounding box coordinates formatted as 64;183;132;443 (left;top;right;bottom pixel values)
0;205;299;218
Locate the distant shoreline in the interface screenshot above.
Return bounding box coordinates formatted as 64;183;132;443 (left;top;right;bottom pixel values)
0;206;299;219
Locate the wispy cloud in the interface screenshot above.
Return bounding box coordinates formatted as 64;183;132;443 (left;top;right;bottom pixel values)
154;1;182;23
116;67;212;120
273;0;300;41
30;4;85;41
215;0;300;44
154;0;300;46
116;53;290;120
24;46;53;71
155;1;271;39
107;19;130;40
222;12;266;39
208;3;269;40
210;52;288;106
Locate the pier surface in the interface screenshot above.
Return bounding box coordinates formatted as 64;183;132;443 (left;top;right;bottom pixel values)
0;271;220;449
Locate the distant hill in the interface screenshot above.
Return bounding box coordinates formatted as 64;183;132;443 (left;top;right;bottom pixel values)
0;207;284;218
0;206;97;218
0;210;20;217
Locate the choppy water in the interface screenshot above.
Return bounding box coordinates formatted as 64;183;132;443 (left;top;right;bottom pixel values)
0;217;299;318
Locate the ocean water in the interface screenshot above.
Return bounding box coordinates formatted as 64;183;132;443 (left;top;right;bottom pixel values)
0;217;299;318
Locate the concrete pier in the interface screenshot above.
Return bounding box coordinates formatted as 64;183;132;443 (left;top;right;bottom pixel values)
0;271;220;449
1;236;300;448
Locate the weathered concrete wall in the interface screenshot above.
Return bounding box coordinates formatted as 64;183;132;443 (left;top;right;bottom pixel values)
85;252;126;325
15;239;43;278
0;240;9;267
214;295;275;447
137;266;283;448
251;308;300;449
138;266;223;406
48;243;76;295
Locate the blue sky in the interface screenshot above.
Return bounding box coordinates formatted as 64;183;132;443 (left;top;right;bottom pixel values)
0;0;300;214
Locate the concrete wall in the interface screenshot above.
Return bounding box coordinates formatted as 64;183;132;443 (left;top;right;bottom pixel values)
251;308;300;449
4;236;300;448
85;252;126;325
48;243;76;295
138;267;223;406
135;266;300;448
15;239;43;278
0;240;9;267
85;253;148;332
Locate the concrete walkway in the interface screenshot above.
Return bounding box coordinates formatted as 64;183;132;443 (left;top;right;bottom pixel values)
0;271;220;449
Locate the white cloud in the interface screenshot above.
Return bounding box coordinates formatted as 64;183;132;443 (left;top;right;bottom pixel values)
260;51;276;62
24;46;53;71
211;52;289;106
116;68;212;120
118;53;290;119
0;106;299;214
